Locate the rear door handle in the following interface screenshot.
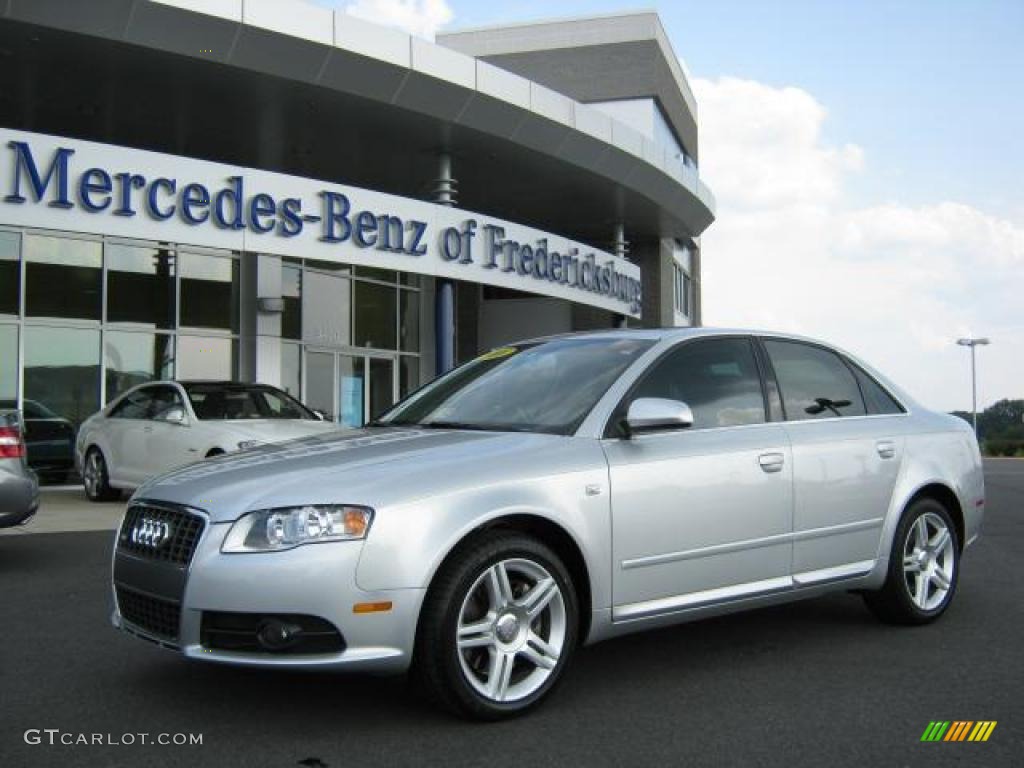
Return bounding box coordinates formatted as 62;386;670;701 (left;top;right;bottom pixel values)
143;426;153;433
758;452;785;473
876;440;896;459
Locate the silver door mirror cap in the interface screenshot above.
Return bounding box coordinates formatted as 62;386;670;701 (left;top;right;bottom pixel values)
312;409;328;422
160;405;187;425
625;398;694;435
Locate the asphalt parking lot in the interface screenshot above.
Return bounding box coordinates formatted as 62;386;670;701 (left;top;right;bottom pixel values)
1;460;1020;768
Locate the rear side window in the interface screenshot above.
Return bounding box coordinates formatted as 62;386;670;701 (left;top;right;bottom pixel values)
110;388;154;419
764;340;866;421
621;337;766;432
850;364;904;415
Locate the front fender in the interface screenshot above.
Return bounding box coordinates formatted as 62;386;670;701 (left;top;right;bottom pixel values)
354;464;613;612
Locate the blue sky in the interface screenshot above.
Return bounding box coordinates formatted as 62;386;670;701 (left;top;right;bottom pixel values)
448;0;1023;217
322;0;1022;410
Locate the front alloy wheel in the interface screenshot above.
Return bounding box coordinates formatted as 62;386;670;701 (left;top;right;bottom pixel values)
456;558;568;703
415;532;578;720
83;448;119;502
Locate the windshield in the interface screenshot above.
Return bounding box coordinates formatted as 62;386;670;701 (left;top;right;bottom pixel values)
184;384;316;421
377;337;654;435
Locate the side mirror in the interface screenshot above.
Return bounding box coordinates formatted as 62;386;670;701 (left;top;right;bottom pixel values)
624;398;694;436
160;405;187;425
312;409;328;422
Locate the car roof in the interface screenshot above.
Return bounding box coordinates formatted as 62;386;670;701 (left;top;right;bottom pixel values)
517;326;830;346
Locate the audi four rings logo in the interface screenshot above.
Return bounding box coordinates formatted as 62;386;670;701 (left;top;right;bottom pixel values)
130;518;173;548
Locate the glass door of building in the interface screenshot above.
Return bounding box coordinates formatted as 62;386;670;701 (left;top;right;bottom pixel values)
303;348;396;428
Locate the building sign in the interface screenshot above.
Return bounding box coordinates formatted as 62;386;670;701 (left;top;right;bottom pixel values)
0;130;642;317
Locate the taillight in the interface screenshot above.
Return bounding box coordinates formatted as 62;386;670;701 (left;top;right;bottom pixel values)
0;426;26;459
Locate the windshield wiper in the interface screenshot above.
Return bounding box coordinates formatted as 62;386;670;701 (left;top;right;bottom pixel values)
420;421;498;431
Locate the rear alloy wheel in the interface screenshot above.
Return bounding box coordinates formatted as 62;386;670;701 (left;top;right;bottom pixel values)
863;498;959;624
414;532;578;720
83;448;119;502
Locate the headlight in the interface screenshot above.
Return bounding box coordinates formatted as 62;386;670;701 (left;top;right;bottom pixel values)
237;440;263;451
222;505;373;553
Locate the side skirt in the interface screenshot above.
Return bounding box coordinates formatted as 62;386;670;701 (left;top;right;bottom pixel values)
588;560;876;643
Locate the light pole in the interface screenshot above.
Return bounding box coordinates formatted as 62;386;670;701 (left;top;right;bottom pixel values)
956;337;990;436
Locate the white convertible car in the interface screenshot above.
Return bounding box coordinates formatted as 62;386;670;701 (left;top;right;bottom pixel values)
77;381;338;501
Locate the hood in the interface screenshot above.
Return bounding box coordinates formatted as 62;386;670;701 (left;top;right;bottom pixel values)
135;427;575;522
210;419;340;444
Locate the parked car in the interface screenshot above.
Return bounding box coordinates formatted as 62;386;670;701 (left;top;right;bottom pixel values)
0;410;40;527
0;398;76;482
110;330;984;720
78;381;338;501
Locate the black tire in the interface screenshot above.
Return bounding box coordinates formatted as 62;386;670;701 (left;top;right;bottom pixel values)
83;447;120;502
413;530;579;720
863;497;960;625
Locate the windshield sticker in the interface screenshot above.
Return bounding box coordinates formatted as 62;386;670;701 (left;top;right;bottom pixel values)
477;347;518;361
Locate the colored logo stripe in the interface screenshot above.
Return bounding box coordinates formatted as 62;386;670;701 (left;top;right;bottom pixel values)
921;721;997;742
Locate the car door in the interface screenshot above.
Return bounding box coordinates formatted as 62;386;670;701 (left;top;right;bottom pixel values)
602;336;795;620
105;387;156;486
143;385;196;478
760;338;906;585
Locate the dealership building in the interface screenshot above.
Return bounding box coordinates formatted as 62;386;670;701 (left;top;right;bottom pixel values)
0;0;714;434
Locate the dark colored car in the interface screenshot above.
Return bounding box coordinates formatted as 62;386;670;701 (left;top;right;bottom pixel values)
0;410;40;527
0;399;76;482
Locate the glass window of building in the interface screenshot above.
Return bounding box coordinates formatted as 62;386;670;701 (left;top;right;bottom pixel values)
399;289;419;353
106;243;176;328
24;325;101;429
24;235;102;320
304;350;336;421
177;335;237;380
282;264;302;340
339;354;365;428
281;343;301;399
369;357;394;419
179;252;239;332
0;231;19;316
354;281;397;350
302;269;351;347
355;266;397;283
0;324;17;400
400;356;419;399
104;331;175;401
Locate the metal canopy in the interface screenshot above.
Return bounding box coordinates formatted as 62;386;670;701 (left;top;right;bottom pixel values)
0;0;714;250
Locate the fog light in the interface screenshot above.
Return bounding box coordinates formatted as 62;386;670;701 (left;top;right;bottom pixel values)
256;619;303;651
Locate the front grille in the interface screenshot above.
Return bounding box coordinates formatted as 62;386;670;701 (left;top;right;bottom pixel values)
116;586;181;641
118;503;205;566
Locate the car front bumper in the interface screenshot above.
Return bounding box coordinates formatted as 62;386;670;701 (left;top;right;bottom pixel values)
112;518;424;674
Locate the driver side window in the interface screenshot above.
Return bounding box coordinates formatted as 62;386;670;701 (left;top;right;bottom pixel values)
149;386;185;422
109;389;154;420
617;337;767;433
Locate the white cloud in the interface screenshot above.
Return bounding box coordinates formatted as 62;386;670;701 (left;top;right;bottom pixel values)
342;0;452;40
693;76;1024;412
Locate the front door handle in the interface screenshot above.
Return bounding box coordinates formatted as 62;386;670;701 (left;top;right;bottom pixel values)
143;426;153;433
758;452;785;473
876;440;896;459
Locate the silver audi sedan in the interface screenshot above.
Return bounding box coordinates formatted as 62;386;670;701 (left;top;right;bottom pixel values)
112;329;984;719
